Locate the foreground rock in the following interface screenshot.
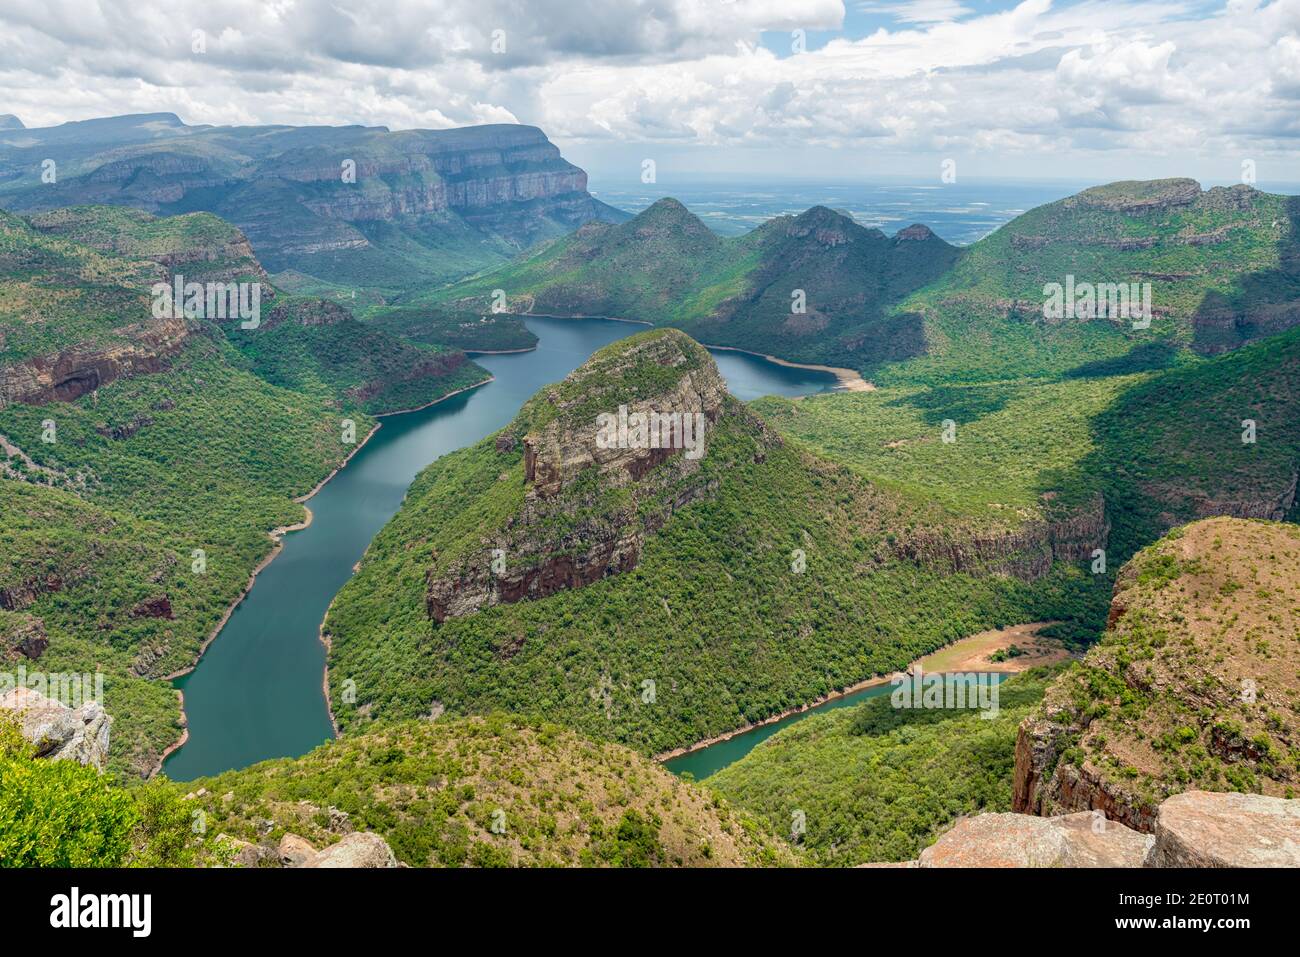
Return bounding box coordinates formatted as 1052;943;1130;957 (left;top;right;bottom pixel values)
1147;791;1300;867
917;811;1152;868
0;686;110;770
303;832;399;869
878;790;1299;867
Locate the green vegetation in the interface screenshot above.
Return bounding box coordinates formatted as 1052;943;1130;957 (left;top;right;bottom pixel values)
364;305;538;354
0;715;194;867
435;182;1298;381
0;205;491;774
324;332;1097;756
431;199;958;369
708;668;1062;866
188;714;795;867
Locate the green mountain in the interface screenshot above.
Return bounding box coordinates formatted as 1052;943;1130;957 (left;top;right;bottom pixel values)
431;181;1299;381
323;329;1096;757
888;179;1299;385
0;204;491;774
0;114;628;297
428;198;959;369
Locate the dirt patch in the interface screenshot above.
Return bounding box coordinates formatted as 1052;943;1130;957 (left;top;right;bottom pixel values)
915;622;1072;674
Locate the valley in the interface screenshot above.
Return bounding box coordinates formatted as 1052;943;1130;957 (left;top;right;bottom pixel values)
2;115;1297;872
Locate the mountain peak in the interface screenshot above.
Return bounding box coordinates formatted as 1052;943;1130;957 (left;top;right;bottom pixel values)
0;114;24;130
894;223;938;242
629;197;714;239
787;205;863;245
426;328;742;621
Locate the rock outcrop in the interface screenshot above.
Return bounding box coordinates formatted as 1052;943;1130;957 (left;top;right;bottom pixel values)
0;614;49;661
1147;791;1300;867
270;832;398;868
0;686;111;770
891;791;1299;867
0;316;192;408
303;832;399;868
425;330;766;621
892;492;1109;582
917;811;1153;868
1014;518;1300;829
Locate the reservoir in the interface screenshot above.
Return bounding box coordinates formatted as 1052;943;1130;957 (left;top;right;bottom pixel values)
163;317;840;780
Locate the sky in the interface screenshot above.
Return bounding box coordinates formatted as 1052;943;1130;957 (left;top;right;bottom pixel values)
1;0;1298;187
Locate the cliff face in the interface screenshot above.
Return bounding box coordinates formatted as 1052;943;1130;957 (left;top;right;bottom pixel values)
0;117;627;288
425;330;759;621
1013;517;1300;831
892;492;1109;582
0;316;193;407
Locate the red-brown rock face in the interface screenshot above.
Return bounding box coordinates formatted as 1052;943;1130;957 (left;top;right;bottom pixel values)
425;330;754;622
0;316;192;407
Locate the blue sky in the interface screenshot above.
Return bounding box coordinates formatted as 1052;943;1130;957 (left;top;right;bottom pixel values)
2;0;1297;186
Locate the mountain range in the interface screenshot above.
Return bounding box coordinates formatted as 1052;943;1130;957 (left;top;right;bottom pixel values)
2;113;1298;869
0;113;627;298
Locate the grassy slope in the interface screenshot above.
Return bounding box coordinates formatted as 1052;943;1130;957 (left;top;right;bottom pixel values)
188;714;796;867
708;668;1062;866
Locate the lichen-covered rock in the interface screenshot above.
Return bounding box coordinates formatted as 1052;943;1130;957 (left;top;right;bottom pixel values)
302;832;398;869
1146;791;1300;868
214;834;274;868
0;686;111;770
918;811;1153;868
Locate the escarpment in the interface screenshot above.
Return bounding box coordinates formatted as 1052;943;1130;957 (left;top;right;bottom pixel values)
0;315;192;408
891;492;1109;582
1013;517;1300;832
425;329;768;621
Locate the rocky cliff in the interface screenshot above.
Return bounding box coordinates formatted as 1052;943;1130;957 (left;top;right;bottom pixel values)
891;492;1109;581
1012;517;1300;831
426;329;759;620
0;315;193;407
0;116;628;289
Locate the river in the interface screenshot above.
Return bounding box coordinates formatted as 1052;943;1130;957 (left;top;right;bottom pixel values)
162;316;840;780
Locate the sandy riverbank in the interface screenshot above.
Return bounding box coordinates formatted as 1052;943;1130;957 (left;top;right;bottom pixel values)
654;621;1068;763
699;343;874;393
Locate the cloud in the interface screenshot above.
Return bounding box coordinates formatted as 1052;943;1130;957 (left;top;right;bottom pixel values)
0;0;1297;176
856;1;976;23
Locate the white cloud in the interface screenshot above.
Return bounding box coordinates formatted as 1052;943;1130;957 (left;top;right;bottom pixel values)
0;0;1297;178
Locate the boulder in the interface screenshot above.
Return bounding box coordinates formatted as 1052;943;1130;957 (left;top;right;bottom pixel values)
0;686;111;770
918;811;1152;868
278;833;318;867
215;834;273;868
1146;791;1300;868
303;832;398;868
